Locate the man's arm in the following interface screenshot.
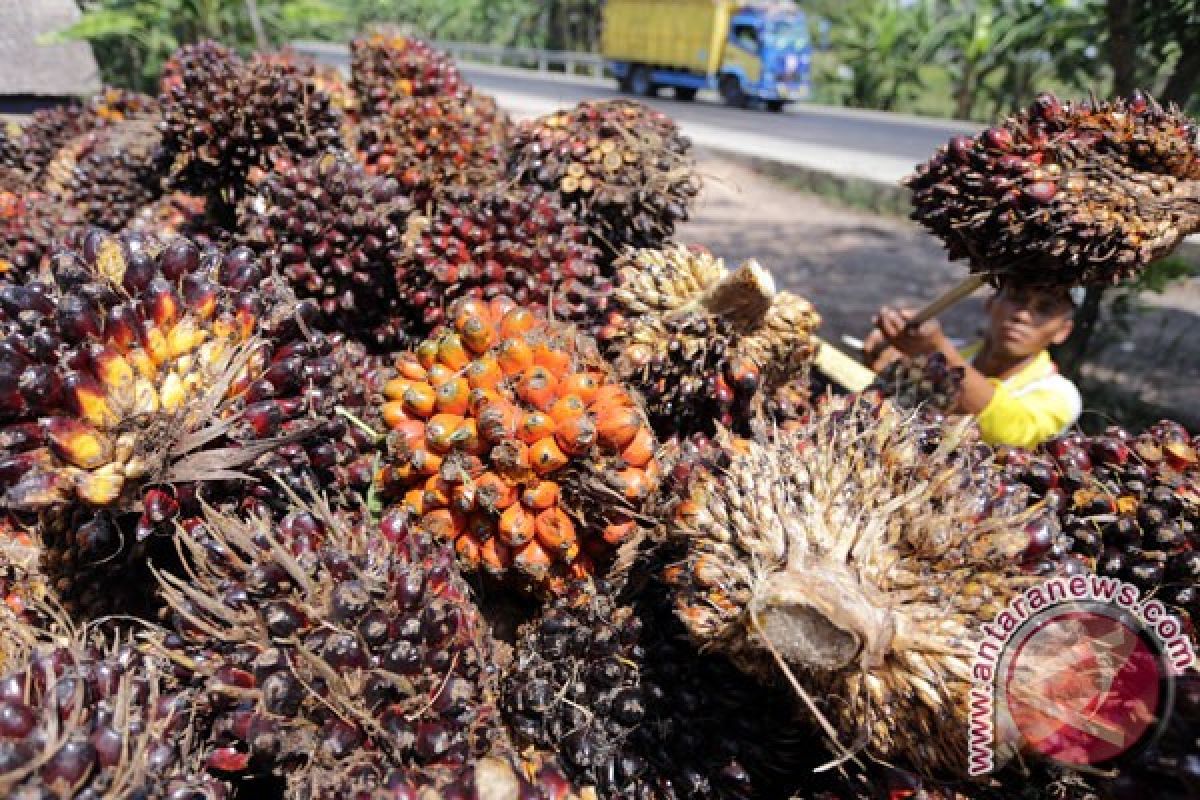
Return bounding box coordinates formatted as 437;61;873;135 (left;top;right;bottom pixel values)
874;306;995;414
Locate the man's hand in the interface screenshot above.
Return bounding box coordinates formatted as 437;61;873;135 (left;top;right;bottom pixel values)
873;306;950;357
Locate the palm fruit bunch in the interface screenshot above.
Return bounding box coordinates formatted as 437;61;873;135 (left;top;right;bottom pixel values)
1103;670;1200;800
353;90;510;205
153;500;501;794
502;584;828;800
666;396;1066;777
508;100;701;262
907;90;1200;287
997;420;1200;638
350;32;466;118
0;103;91;184
158;40;344;203
869;351;965;418
0;230;379;618
43;114;166;232
238;150;416;350
0;190;84;276
397;186;604;341
125;191;226;246
595;245;820;437
0;619;227;799
377;297;662;593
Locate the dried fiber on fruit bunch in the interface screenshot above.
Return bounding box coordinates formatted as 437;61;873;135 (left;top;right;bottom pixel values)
396;186;604;341
239;150;415;351
353;90;510;205
907;90;1200;287
43;115;166;232
152;500;500;790
293;749;582;800
869;351;965;418
0;231;378;618
666;396;1066;776
350;32;466;119
508;100;701;262
158;40;344;204
596;245;820;438
503;583;832;800
0;190;85;276
997;421;1200;641
0;616;228;799
378;297;662;594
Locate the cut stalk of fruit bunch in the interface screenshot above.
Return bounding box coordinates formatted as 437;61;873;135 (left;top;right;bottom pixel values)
907;90;1200;323
0;230;381;618
596;245;821;436
377;296;662;594
666;394;1067;777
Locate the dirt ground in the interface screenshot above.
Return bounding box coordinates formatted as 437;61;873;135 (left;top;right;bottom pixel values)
677;152;1200;428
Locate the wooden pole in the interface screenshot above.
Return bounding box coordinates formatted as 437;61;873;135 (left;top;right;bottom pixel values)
906;274;987;328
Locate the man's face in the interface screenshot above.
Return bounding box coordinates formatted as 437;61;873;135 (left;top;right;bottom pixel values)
985;286;1075;359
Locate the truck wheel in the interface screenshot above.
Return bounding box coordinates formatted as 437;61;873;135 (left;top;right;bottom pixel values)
766;100;786;112
674;87;698;102
630;66;655;97
719;75;746;108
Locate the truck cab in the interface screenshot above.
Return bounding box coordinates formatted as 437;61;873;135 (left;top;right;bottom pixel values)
720;7;811;109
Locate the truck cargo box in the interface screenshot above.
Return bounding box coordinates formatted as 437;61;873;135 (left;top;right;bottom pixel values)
601;0;734;75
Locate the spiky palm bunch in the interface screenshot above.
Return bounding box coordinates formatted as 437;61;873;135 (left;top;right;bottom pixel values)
870;351;966;419
350;33;466;119
0;190;84;276
908;91;1200;287
596;246;820;438
666;397;1061;776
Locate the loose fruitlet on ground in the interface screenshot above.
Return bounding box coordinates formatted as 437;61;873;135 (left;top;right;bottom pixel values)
379;297;661;592
908;91;1200;287
508;100;701;262
397;185;605;340
597;245;820;437
667;395;1063;776
154;501;499;789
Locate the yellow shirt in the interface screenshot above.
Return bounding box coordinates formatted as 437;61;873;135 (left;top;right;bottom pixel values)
960;343;1082;449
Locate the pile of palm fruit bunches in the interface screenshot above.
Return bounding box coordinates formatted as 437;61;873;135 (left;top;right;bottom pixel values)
0;30;1197;800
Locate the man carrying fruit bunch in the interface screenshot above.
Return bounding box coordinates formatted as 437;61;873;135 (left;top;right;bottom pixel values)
864;283;1083;449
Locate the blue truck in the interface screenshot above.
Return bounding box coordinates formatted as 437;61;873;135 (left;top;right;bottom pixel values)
600;0;811;111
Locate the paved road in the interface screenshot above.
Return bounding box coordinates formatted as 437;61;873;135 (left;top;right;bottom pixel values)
461;64;974;167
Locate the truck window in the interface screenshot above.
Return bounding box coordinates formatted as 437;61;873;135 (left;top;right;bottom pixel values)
732;24;760;54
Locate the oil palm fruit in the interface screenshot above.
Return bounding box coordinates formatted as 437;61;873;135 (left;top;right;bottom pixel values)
44;114;166;232
154;500;499;789
353;90;510;206
508;100;701;263
397;185;604;341
0;513;44;634
239;150;416;351
0;190;85;276
0;230;378;617
666;396;1064;776
350;33;466;119
870;351;965;418
0;619;227;799
596;245;820;438
502;583;821;799
125;191;228;247
158;40;343;203
998;420;1200;640
378;297;662;593
908;91;1200;287
1102;670;1200;800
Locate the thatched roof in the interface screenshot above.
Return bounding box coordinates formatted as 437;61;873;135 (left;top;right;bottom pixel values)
0;0;101;97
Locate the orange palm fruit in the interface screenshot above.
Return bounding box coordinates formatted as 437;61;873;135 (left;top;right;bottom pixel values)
409;449;443;477
497;503;535;547
499;307;536;339
416;338;439;370
448;418;484;455
491;440;532;481
451;482;477;514
454;532;483;569
475;471;516;511
91;347;134;390
554;412;597;456
534;507;577;557
382;402;417;432
559;372;601;404
436;332;470;371
517;411;556;445
402;382;437;418
531;341;572;376
396;354;428;381
520;480;560;510
548;395;588;425
467;387;503;417
513;538;554;580
426;363;454;388
612;467;652;503
422;474;454;508
401;489;426;517
44;418;112;470
383;377;414;401
478;401;519;443
530;437;568;476
425;413;464;454
435;377;470;415
465;355;503;391
422;507;465;541
516;366;558;411
496;338;534;376
588;384;633;413
452;298;490;330
457;313;495;354
619;427;656;468
601;518;637;546
480;536;512;575
595;406;643;450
